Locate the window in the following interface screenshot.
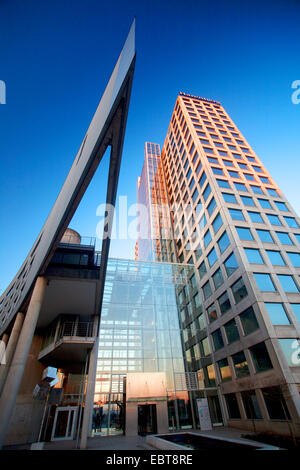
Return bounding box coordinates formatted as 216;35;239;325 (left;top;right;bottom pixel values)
250;342;273;372
266;214;282;226
241;391;262;420
232;350;250;378
203;183;211;201
190;274;197;290
231;278;248;303
224;253;238;276
294;234;300;245
218;291;231;314
244;248;264;264
245;174;256;182
217;231;230;253
192;188;199;202
218;358;232;382
287;252;300;267
199;171;207;187
203;281;212;300
207;197;216;216
262;386;291;420
201;337;211;356
234;182;247;191
228;170;240;178
224;319;239;344
225;393;241;419
236;227;253;240
256;229;273;243
241;196;255;206
212;268;224;289
212;167;224;176
204;230;212;248
204;147;214;154
259;176;270;184
291;304;300;322
223;193;237;203
252;165;262;173
278;338;300;367
223;159;234;167
284;217;299;228
277;275;299;293
250;185;264;194
198;261;207;279
239;306;259;335
276;232;293;245
254;273;276;292
212;213;223;234
198;313;206;331
217;179;230;188
248;211;264;223
229;208;245;221
267;188;278;197
194;292;202;308
274;201;288;212
258;198;272;209
212;329;224;350
208;248;218;267
266;250;285;266
265;303;290;325
207;303;218;323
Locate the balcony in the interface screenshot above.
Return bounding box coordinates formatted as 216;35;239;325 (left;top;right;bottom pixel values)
38;320;96;372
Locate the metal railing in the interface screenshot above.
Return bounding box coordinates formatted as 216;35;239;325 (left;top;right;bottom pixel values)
57;321;95;340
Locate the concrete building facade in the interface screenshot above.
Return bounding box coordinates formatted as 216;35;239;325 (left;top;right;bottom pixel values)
137;92;300;437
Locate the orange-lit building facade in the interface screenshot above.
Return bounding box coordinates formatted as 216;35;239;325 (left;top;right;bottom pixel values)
137;142;173;262
138;92;300;436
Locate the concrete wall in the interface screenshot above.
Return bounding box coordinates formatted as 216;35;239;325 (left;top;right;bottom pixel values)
4;335;45;446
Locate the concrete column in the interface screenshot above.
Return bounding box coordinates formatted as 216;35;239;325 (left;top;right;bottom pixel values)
80;335;99;449
1;333;9;345
0;312;25;396
0;277;47;449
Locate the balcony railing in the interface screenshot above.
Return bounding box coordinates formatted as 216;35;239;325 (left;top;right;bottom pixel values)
40;321;95;355
57;321;95;340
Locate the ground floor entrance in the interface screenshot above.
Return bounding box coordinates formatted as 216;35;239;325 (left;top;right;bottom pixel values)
138;404;157;435
51;406;78;441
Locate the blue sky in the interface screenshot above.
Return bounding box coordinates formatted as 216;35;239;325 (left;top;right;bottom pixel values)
0;0;300;293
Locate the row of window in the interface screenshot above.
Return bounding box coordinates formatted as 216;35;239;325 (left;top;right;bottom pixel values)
217;177;279;197
244;247;300;268
222;191;289;213
229;207;299;228
236;226;300;246
225;386;291;421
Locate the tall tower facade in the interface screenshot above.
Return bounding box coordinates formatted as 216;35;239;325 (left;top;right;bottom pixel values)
146;92;300;435
137;142;173;261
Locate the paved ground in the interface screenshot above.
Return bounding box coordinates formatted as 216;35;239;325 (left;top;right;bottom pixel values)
44;427;257;450
4;427;258;451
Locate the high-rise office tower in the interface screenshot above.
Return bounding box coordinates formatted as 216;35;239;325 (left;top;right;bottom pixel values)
138;92;300;436
136;142;173;261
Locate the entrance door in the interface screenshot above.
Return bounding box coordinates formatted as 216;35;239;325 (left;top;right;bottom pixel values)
51;406;78;441
138;404;157;435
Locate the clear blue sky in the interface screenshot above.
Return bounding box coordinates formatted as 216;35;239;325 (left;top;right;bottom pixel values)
0;0;300;293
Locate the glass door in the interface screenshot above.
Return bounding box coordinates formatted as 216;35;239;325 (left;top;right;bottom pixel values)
51;406;78;440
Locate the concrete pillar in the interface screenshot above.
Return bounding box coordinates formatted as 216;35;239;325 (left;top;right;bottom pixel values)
0;277;47;449
0;312;25;395
80;335;99;449
1;333;9;345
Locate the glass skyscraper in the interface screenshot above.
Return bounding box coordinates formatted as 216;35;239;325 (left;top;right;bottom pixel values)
137;92;300;436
